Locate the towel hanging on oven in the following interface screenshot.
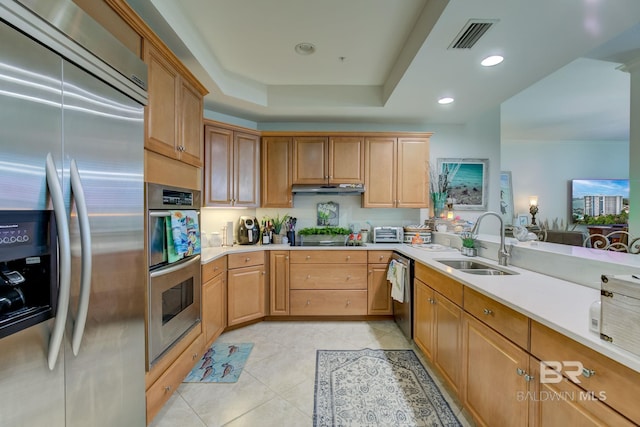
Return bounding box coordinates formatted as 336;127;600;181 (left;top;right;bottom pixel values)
169;210;201;259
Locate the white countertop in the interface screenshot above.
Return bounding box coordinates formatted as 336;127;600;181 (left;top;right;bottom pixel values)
200;241;640;373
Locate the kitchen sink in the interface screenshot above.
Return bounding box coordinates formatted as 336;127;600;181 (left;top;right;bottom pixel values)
435;259;518;276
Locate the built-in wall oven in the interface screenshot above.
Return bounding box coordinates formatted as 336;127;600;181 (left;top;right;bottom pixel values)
146;183;201;367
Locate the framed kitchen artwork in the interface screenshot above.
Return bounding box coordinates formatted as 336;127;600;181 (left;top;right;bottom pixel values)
499;171;515;225
437;158;489;210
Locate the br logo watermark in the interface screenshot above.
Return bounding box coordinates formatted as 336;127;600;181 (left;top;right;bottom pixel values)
540;361;587;384
516;361;607;402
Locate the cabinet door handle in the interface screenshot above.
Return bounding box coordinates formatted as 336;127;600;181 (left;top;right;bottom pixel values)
306;274;311;279
164;385;172;393
306;299;311;305
192;352;199;360
346;256;351;261
427;298;435;304
346;275;351;280
213;266;219;271
369;270;373;274
379;255;384;260
582;368;596;378
516;368;525;376
245;257;250;262
483;308;493;315
346;300;351;306
262;271;266;275
285;256;289;260
306;256;311;260
524;374;535;382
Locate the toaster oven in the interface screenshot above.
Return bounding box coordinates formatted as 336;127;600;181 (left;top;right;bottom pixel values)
373;226;403;243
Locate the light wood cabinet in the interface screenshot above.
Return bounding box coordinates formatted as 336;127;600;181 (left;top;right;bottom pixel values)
269;251;290;315
530;321;640;425
414;278;436;360
202;257;227;346
529;356;634;427
464;287;529;349
204;121;260;207
144;42;205;168
363;136;430;208
292;136;364;184
462;313;530;427
367;265;392;315
367;251;393;315
413;271;462;393
227;252;266;326
262;136;293;207
288;250;367;316
146;333;203;424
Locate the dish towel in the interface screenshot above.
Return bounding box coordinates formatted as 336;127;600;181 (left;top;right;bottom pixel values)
169;210;201;258
387;259;405;303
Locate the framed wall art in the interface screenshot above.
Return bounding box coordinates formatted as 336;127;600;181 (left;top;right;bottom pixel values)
499;171;515;225
437;158;489;211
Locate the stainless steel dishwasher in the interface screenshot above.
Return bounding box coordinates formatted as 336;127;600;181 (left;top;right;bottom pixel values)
390;252;414;340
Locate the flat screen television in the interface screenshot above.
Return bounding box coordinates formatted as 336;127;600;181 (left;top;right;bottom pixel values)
571;179;629;223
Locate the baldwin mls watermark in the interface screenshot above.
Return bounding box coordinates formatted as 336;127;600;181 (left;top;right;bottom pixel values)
516;361;607;402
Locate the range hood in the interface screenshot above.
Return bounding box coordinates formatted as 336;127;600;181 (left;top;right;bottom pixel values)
291;183;365;195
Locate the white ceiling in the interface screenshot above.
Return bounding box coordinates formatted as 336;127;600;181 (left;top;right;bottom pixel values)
128;0;640;140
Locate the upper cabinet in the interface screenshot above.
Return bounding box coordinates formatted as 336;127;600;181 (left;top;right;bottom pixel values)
262;136;293;208
144;41;206;168
292;135;364;184
363;135;430;208
204;121;260;207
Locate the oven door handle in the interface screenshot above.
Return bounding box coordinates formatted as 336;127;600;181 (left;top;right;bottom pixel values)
70;159;92;356
150;255;201;278
45;153;71;371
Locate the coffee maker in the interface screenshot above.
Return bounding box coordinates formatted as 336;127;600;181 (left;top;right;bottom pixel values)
236;216;260;245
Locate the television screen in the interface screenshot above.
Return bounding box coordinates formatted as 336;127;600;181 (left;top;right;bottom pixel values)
571;179;629;223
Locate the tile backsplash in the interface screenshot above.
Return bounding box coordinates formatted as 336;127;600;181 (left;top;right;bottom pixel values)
200;194;424;243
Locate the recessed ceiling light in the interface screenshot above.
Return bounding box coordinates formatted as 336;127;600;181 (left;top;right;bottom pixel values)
481;55;504;67
438;97;454;105
294;43;316;55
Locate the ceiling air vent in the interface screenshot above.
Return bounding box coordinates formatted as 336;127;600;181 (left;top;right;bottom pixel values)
448;19;498;49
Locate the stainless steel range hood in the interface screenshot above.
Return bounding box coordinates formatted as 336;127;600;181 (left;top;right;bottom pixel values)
291;184;365;195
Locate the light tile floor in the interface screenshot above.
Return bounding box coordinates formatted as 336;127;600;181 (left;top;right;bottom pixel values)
150;320;476;427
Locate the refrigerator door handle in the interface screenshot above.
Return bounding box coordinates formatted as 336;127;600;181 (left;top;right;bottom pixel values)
45;153;72;370
70;159;92;356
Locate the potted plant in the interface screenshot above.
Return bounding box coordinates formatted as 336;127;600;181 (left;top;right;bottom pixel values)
264;213;289;243
460;231;477;257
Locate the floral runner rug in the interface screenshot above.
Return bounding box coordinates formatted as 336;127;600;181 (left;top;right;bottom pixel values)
313;348;461;426
184;342;253;383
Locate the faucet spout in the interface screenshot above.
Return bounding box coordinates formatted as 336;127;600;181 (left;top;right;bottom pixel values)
471;211;510;266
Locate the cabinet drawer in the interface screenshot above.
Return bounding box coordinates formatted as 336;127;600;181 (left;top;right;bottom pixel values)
290;250;367;264
290;264;367;290
290;290;367;315
464;287;529;349
531;321;640;425
415;262;463;306
368;250;393;264
202;256;227;282
228;251;264;269
146;333;204;423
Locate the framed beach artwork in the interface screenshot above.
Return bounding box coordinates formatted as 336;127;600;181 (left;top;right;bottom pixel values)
437;158;489;210
499;171;514;225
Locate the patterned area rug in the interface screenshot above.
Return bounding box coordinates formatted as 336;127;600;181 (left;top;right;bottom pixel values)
184;342;253;383
314;349;461;427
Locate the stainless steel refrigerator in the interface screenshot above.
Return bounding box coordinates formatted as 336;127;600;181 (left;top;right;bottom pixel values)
0;0;147;425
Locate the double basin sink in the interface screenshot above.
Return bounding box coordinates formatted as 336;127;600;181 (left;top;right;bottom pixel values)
435;259;517;276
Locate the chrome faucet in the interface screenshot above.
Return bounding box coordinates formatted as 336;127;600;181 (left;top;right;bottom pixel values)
471;211;511;266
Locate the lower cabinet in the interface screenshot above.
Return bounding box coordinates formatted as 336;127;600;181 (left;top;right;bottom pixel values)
227;252;266;326
269;250;290;315
461;313;529;427
413;276;461;393
367;251;394;315
202;257;227;346
529;356;634;427
146;333;204;423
